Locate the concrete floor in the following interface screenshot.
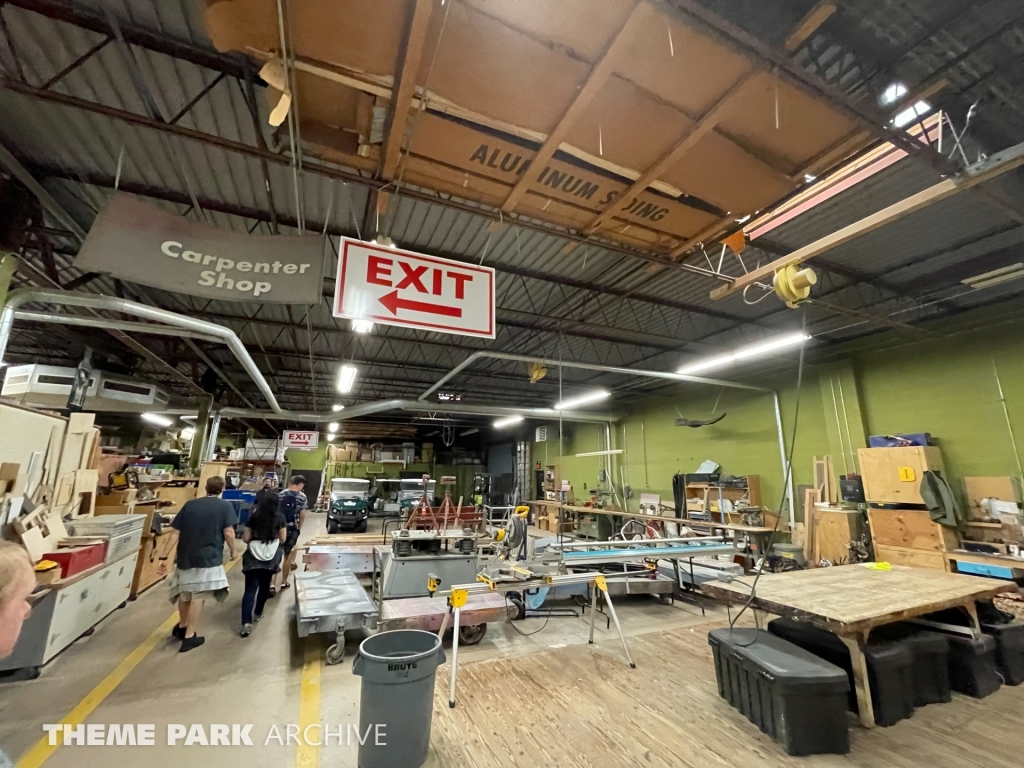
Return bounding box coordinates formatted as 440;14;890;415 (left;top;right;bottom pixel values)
0;513;723;767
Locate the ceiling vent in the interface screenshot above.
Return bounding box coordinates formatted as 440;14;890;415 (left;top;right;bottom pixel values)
1;364;170;412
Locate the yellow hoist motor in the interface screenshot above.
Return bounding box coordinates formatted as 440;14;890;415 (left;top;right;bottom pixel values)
773;265;817;308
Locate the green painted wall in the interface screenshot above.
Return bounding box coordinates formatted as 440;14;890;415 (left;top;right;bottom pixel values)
286;442;328;471
532;301;1024;521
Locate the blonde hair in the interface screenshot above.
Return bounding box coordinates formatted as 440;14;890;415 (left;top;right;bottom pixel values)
0;540;32;605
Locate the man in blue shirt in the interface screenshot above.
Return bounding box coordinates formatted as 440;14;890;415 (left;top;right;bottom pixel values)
271;475;306;595
169;476;237;651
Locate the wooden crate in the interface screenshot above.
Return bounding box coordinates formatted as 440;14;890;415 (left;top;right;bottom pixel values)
868;508;959;552
857;446;944;505
812;507;864;565
874;544;949;571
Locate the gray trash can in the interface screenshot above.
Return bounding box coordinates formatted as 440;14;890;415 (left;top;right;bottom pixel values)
352;629;447;768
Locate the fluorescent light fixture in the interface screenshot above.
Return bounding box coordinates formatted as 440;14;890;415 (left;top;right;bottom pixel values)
676;353;735;376
575;449;623;457
142;412;173;427
962;263;1024;290
337;364;358;394
351;319;374;334
460;428;479;437
327;434;336;442
493;415;524;429
880;82;908;106
328;422;339;433
676;332;811;376
554;390;610;410
331;404;345;412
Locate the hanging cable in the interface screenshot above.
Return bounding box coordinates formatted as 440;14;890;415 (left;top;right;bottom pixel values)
730;308;808;645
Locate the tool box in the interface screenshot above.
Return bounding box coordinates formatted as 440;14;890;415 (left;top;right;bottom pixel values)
767;617;915;726
708;628;849;756
41;542;107;578
873;624;952;706
984;622;1024;685
946;634;1003;697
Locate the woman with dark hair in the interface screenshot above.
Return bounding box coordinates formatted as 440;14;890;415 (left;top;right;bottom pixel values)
239;489;285;637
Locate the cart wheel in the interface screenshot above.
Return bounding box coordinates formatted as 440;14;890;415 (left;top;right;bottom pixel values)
25;666;41;681
459;624;487;645
325;643;345;665
354;519;368;533
658;593;673;606
506;594;525;621
327;520;340;534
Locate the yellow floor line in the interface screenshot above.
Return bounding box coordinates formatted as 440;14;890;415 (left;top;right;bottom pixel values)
295;638;322;768
17;557;241;768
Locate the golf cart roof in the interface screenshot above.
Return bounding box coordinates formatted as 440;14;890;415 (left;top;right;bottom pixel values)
332;478;369;485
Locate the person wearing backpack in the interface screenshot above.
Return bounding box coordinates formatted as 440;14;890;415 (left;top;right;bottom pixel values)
239;490;285;637
271;475;307;596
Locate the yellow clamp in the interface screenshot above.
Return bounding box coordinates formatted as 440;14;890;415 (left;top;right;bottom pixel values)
449;588;469;608
644;559;656;571
773;265;817;308
515;505;530;518
427;574;441;595
594;574;608;593
494;529;506;542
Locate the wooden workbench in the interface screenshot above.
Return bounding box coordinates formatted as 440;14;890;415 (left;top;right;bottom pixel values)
702;564;1016;728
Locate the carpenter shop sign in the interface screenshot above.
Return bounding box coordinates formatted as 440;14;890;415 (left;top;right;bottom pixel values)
282;430;318;450
74;194;325;303
333;238;495;339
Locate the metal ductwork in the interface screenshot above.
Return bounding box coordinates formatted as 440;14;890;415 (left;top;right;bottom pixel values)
0;288;282;413
220;400;620;424
417;350;771;400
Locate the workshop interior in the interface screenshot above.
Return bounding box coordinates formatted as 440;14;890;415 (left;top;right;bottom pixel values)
1;0;1024;766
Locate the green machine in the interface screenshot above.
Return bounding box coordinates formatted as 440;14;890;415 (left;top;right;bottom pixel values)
327;478;371;533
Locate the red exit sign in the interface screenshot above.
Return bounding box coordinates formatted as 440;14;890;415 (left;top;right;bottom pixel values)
282;430;319;449
333;238;495;338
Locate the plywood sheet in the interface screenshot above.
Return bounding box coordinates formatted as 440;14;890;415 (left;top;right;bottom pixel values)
206;0;407;78
661;128;794;214
716;79;857;170
461;0;637;63
424;1;591;135
617;14;755;116
564;74;694;174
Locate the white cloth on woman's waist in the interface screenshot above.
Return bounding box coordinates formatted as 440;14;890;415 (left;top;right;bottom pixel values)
168;566;229;602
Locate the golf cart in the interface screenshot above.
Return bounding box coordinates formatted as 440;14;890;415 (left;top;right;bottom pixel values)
398;477;435;516
327;478;371;533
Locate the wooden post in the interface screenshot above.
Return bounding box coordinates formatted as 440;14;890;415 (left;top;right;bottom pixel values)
838;632;876;728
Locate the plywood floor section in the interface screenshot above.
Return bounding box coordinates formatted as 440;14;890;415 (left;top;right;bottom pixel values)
429;620;1024;768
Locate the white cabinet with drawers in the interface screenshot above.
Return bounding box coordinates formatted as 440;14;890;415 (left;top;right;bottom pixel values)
0;549;140;675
